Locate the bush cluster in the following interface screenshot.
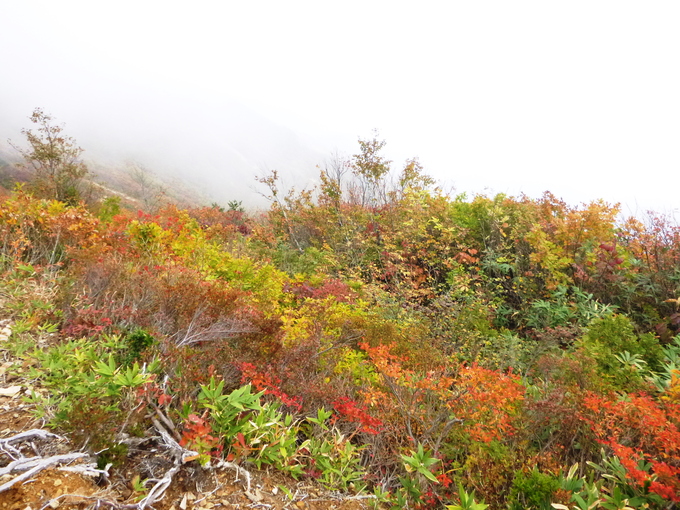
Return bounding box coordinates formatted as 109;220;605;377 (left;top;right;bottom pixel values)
1;130;679;508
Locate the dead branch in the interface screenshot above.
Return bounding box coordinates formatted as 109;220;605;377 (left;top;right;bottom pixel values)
134;417;199;509
0;452;87;492
58;461;111;480
215;459;252;493
173;315;258;347
150;417;197;463
153;407;180;441
116;434;154;448
0;428;62;449
37;493;139;510
136;464;181;509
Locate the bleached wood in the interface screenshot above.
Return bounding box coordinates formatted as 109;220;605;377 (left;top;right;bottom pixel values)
0;452;87;492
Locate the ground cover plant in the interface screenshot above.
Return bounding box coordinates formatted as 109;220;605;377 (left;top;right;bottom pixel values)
0;121;679;508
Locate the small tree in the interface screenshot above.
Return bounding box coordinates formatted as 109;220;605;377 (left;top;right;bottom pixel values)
350;131;392;207
127;161;166;211
11;108;90;204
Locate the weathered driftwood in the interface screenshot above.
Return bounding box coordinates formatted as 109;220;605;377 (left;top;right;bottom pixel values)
0;429;89;493
0;452;88;492
0;419;256;508
134;416;198;509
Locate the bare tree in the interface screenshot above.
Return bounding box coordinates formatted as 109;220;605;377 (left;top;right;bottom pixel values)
127;161;166;211
256;169;304;252
319;150;350;207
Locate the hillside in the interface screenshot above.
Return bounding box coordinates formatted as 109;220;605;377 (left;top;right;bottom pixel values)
0;141;209;212
0;129;679;509
0;93;331;210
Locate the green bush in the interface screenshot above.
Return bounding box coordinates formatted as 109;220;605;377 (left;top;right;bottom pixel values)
508;467;559;510
578;314;663;388
97;196;121;222
193;379;366;490
524;286;615;330
120;328;155;366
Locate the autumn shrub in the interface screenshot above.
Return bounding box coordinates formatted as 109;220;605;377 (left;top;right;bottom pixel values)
185;203;252;239
65;259;252;346
239;362;303;411
526;194;620;290
59;395;128;463
427;297;514;368
0;191;100;268
158;313;284;407
531;349;604;391
188;378;367;490
161;345;227;403
526;325;583;357
522;352;605;466
451;441;521;509
348;339;527;505
59;206;277;356
580;391;680;502
385;346;523;445
618;213;680;303
522;385;599;467
237;338;354;418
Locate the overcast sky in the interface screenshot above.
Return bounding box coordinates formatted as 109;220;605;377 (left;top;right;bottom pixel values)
2;1;679;215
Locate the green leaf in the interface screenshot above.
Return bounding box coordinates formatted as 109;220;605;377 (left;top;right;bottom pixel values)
94;354;117;377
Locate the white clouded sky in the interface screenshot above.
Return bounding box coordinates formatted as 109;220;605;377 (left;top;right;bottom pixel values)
2;1;679;215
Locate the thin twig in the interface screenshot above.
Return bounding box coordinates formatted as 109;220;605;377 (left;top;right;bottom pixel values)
193;482;223;504
58;461;111;479
153;406;179;440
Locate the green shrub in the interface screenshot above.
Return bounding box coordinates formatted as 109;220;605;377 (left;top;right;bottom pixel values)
524;286;615;330
578;314;663;388
97;196;121;222
193;379;367;490
508;467;559;510
119;328;155;366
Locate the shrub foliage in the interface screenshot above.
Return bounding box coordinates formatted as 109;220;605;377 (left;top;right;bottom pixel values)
2;131;680;508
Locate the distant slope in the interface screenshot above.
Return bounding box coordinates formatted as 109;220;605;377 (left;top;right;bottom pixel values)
0;90;332;209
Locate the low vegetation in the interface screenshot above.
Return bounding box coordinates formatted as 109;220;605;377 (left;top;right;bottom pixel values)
0;112;679;508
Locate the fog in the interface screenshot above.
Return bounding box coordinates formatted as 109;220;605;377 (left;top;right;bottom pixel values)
0;62;334;207
2;1;680;215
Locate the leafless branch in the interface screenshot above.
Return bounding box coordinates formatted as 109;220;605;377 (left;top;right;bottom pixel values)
173;315;258;347
0;452;88;492
134;418;198;509
215;459;252;493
